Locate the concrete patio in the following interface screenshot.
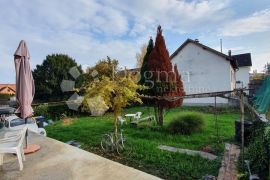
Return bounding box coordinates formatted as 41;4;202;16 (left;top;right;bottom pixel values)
0;132;160;180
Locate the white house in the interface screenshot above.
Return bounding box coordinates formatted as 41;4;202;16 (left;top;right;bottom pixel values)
232;53;252;89
171;39;238;105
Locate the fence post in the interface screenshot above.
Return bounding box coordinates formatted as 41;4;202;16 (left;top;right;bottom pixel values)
214;96;219;142
240;89;245;166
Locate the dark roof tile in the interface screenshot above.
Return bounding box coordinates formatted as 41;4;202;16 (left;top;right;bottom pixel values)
232;53;252;67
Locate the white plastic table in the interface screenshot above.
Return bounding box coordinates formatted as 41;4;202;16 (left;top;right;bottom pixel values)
125;114;136;122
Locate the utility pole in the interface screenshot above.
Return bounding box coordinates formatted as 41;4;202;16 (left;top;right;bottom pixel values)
220;39;223;53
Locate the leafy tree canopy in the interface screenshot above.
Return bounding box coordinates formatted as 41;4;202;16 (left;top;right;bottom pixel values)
33;54;84;101
136;43;148;68
85;56;118;83
82;63;143;142
264;62;270;75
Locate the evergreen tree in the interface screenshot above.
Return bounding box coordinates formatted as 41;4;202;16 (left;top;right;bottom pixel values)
33;54;84;101
147;26;185;126
139;38;154;85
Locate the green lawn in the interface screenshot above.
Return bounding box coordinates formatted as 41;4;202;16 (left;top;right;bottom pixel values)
46;106;239;179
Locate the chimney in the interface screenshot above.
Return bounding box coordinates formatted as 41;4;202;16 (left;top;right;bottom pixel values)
228;50;231;57
194;39;199;43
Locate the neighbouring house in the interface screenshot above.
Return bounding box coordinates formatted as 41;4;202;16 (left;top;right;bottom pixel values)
249;71;266;97
232;53;252;89
0;84;16;95
170;39;239;105
118;68;140;80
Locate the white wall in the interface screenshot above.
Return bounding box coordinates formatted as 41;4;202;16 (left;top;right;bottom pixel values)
230;65;236;90
172;43;233;105
236;67;250;89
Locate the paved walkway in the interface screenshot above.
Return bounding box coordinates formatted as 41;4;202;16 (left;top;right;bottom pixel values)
0;132;161;180
158;145;217;160
217;143;240;180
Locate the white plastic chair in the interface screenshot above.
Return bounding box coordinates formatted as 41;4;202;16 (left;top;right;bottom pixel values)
0;126;27;171
118;116;127;126
38;128;47;137
134;112;142;120
3;129;22;139
245;160;260;180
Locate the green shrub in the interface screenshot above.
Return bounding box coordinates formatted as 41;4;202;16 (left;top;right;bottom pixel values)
167;112;205;135
34;103;80;120
0;94;12;100
33;104;49;117
177;106;239;114
238;122;270;179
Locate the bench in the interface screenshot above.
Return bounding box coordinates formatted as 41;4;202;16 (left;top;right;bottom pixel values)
130;115;155;126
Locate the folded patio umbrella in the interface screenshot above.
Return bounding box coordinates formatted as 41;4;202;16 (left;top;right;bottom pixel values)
14;40;35;147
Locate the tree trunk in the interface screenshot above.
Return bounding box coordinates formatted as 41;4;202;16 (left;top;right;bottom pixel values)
154;106;158;125
157;105;164;126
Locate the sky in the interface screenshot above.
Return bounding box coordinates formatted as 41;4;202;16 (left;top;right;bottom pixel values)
0;0;270;83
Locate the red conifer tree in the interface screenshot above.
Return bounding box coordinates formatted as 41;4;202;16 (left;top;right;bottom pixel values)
147;25;185;126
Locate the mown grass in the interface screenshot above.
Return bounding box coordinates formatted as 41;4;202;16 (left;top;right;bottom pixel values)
46;106;239;179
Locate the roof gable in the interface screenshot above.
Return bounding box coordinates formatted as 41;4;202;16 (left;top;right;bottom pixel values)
0;84;16;92
170;39;238;69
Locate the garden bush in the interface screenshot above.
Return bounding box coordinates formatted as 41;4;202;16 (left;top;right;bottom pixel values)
167;111;205;135
0;94;12;100
33;103;49;117
178;106;239;114
238;122;270;179
33;103;80;120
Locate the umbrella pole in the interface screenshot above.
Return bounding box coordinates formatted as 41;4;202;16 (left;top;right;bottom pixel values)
23;117;40;154
25;118;28;148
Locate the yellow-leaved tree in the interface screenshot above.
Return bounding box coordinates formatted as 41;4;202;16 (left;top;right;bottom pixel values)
83;74;143;144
